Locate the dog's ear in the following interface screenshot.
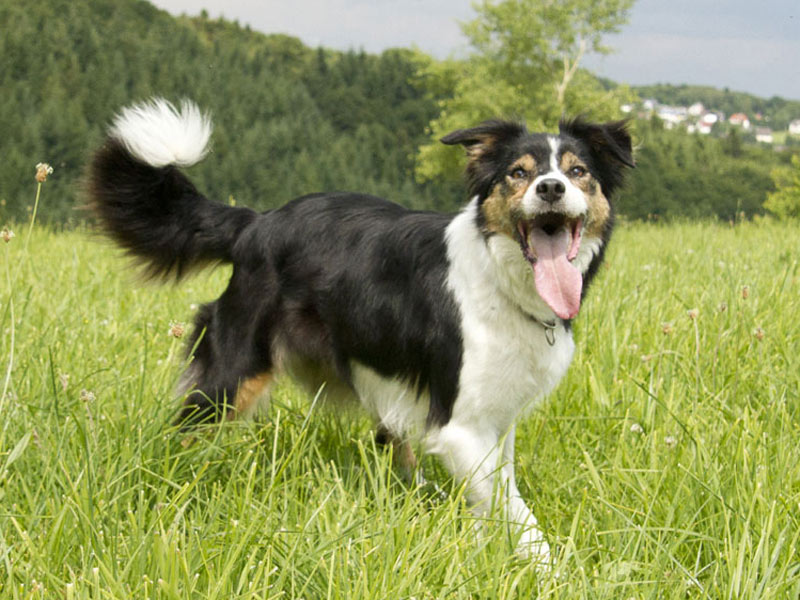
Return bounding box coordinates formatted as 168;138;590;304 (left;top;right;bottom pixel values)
441;120;525;160
559;118;634;197
559;118;634;168
441;120;526;198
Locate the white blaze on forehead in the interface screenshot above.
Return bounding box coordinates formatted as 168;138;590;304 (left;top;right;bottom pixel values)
547;136;561;172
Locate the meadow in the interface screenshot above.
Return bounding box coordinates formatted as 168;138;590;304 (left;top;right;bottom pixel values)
1;196;799;598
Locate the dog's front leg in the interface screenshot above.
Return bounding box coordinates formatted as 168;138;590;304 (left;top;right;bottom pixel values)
427;421;551;566
500;425;551;561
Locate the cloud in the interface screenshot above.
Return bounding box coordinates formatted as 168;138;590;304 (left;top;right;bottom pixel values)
152;0;474;57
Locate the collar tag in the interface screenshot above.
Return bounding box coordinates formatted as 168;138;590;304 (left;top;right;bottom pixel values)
542;320;557;346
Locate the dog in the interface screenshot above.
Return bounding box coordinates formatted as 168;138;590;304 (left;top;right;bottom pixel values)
88;98;633;565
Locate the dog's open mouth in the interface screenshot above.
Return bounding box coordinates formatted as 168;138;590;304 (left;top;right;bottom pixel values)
517;214;584;320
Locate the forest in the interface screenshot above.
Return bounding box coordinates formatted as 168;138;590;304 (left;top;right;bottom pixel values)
0;0;795;224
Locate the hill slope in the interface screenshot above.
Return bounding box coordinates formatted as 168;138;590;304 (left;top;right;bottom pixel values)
0;0;792;223
0;0;448;223
632;84;800;128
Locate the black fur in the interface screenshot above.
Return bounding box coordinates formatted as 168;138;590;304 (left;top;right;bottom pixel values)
261;195;463;426
89;139;257;280
90;141;463;426
558;117;635;199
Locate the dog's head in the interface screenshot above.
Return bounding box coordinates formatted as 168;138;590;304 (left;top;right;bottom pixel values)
441;118;634;320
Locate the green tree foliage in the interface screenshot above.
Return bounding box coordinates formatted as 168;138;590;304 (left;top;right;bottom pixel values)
0;0;446;223
764;155;800;219
415;0;636;182
617;118;779;220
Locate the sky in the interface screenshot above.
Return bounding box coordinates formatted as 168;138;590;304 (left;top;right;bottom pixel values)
150;0;800;100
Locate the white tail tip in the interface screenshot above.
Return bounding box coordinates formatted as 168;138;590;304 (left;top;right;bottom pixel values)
109;98;212;168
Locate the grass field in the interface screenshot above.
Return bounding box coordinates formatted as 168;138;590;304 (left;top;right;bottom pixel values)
1;197;799;598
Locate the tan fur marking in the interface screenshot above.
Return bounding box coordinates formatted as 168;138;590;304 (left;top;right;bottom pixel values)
559;152;610;237
512;154;536;173
231;373;272;419
559;151;581;172
395;438;418;471
466;143;489;160
481;154;536;238
585;188;610;237
481;187;522;237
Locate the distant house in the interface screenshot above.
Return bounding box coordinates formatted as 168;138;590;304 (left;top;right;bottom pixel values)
686;112;720;135
755;127;773;144
688;102;705;117
729;113;751;129
695;121;713;135
657;105;688;129
789;119;800;136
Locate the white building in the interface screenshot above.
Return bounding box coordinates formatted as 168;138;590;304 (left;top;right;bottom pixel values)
729;113;751;130
755;127;773;144
657;105;688;129
688;102;705;117
700;113;719;126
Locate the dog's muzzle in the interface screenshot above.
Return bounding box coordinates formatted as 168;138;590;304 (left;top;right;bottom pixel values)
516;213;584;320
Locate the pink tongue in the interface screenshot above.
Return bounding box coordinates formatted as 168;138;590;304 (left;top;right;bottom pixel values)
529;228;582;319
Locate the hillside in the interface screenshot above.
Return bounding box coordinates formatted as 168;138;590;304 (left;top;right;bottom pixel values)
0;0;794;223
0;0;450;224
632;84;800;129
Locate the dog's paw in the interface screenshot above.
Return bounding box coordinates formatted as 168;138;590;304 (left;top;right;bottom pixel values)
516;527;551;570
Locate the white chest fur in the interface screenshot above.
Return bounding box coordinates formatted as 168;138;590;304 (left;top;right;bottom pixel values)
352;200;576;441
444;200;575;431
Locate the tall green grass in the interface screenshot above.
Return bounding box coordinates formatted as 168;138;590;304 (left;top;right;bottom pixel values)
1;189;799;597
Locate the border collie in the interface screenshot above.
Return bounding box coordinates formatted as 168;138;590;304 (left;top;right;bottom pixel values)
88;99;633;565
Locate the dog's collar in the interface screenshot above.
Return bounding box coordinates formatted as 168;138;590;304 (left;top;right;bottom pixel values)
525;314;558;346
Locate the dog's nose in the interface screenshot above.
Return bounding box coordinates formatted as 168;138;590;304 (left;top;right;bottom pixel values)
535;179;566;203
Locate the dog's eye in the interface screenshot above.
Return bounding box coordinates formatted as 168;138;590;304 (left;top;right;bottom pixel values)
509;167;527;180
569;165;587;178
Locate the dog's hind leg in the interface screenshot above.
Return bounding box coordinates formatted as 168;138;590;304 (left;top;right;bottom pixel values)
175;364;274;425
375;426;428;486
174;284;277;426
229;372;273;419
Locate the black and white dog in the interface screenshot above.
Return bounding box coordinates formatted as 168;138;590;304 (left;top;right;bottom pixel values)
89;99;633;564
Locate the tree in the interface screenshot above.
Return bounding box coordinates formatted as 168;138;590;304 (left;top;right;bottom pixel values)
764;155;800;219
415;0;636;182
724;127;743;157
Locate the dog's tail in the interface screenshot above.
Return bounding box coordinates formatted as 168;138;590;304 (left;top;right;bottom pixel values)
88;98;257;280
